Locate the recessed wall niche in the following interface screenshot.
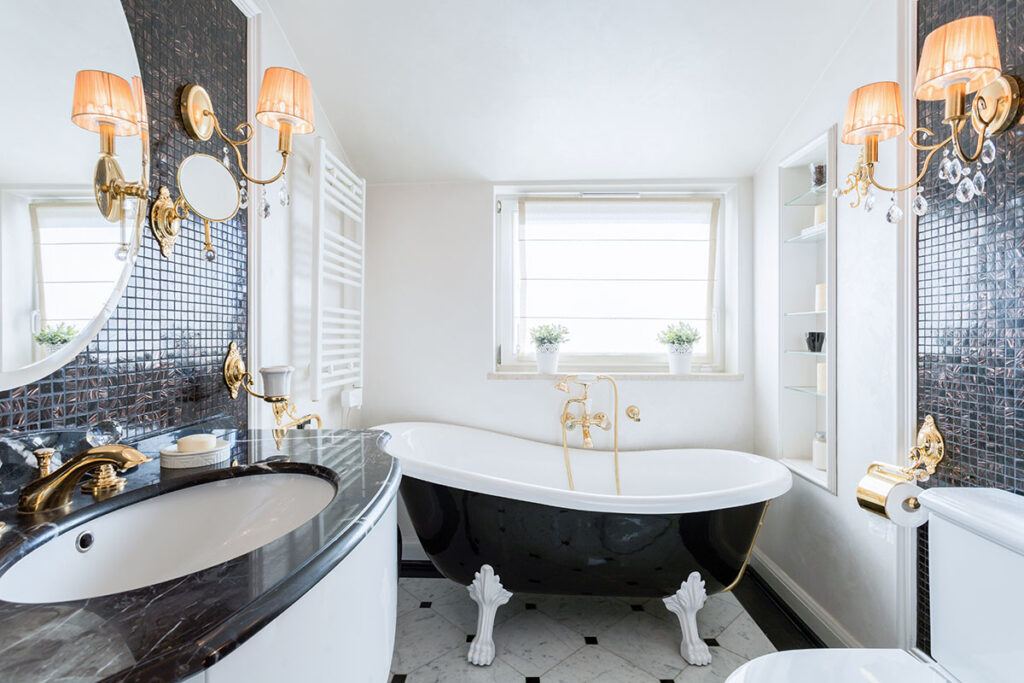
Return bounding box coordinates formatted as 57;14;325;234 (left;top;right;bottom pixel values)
0;0;248;439
915;0;1024;652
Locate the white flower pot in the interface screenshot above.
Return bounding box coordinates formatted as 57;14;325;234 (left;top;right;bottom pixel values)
536;344;560;374
666;345;693;375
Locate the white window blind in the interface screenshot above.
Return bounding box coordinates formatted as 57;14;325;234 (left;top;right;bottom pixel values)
510;197;721;366
31;202;122;328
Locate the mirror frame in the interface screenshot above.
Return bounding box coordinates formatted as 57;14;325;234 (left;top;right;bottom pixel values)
0;118;149;392
176;153;241;223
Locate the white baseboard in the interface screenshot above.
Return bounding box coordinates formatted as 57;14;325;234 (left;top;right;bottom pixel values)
750;548;861;649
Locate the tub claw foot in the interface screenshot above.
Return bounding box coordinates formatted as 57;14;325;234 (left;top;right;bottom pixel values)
663;571;712;666
467;564;512;666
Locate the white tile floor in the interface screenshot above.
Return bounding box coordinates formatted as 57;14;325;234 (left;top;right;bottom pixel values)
390;577;777;682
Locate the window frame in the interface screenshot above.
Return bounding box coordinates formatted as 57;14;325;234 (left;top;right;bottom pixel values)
495;190;728;374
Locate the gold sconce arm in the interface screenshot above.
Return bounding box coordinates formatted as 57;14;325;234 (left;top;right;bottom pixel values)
204;109;290;186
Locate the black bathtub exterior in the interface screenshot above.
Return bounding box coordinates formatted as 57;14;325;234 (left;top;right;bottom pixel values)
401;476;766;597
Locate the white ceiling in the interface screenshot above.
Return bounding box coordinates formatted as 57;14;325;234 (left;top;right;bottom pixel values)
267;1;854;183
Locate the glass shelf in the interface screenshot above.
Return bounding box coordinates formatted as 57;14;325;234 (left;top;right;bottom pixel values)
784;224;826;244
784;310;826;317
785;350;826;357
785;385;825;398
785;184;828;207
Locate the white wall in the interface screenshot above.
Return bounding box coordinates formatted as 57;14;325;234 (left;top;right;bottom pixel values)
363;180;754;556
249;0;353;428
751;0;905;648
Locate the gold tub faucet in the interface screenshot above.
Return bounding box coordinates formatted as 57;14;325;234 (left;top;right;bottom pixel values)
555;374;640;494
18;444;150;514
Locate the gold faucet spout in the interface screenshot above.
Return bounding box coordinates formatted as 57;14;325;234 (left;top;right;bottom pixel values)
18;444;150;514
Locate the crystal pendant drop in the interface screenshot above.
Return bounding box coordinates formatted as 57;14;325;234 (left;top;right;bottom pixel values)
955;177;976;203
912;193;929;217
863;188;876;212
239;181;249;209
222;146;231;168
205;248;217;262
973;169;986;195
261;190;271;219
947;158;962;185
981;138;997;165
278;172;291;207
938;155;950;181
115;244;130;261
885;195;903;224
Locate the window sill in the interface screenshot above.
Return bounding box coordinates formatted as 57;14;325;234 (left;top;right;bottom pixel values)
487;371;743;382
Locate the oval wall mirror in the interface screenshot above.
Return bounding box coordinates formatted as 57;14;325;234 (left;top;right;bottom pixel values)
177;154;241;222
0;0;145;390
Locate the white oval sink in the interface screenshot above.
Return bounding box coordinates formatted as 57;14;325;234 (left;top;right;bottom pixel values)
0;473;336;604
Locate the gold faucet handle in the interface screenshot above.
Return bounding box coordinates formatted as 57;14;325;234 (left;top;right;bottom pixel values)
591;412;612;430
33;448;56;477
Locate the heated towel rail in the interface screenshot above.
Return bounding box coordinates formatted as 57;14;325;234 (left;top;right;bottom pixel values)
311;137;366;402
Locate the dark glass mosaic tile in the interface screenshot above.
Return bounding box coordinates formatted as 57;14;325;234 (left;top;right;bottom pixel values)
0;0;248;441
916;0;1024;653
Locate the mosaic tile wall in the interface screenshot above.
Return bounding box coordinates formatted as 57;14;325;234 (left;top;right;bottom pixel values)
915;0;1024;652
0;0;248;439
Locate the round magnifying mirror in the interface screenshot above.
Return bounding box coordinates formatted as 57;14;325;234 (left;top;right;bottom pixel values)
177;154;240;222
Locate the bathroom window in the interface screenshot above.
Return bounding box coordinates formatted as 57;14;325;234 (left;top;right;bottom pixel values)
30;201;123;330
496;195;724;371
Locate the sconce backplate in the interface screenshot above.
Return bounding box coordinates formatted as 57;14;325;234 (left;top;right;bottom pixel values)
181;84;215;141
972;75;1022;135
223;341;247;400
94;156;125;222
149;187;183;259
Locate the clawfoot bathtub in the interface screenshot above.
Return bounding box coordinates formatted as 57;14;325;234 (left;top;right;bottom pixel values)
377;421;792;666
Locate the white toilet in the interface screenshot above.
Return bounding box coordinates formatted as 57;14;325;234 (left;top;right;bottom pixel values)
728;487;1024;683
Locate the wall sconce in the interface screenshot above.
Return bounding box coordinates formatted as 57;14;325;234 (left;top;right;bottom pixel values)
837;15;1021;221
71;70;149;241
223;342;322;448
180;67;314;207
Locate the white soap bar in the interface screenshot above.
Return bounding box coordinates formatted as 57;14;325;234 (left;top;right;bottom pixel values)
177;433;217;453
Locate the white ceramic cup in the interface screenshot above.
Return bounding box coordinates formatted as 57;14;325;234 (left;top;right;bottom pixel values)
260;365;294;398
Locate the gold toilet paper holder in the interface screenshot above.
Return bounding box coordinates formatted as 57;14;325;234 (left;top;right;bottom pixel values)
856;415;944;516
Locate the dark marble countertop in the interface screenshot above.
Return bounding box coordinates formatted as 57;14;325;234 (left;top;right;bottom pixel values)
0;426;400;682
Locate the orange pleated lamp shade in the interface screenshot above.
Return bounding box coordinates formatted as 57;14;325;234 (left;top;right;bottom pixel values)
842;81;905;144
71;70;139;135
130;75;148;131
914;16;1001;100
256;67;315;134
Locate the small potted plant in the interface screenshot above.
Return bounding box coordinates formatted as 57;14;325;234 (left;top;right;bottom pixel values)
657;322;701;375
530;324;569;374
34;323;78;356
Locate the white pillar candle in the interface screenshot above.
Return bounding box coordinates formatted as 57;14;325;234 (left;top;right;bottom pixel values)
814;204;826;225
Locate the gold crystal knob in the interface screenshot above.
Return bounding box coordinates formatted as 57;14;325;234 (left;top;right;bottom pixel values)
626;405;641;422
81;464;126;497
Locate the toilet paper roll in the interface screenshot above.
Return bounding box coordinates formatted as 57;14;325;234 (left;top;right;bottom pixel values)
856;463;927;528
885;481;926;528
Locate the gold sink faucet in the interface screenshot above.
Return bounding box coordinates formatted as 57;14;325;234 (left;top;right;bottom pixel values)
556;374;640;494
18;444;150;514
